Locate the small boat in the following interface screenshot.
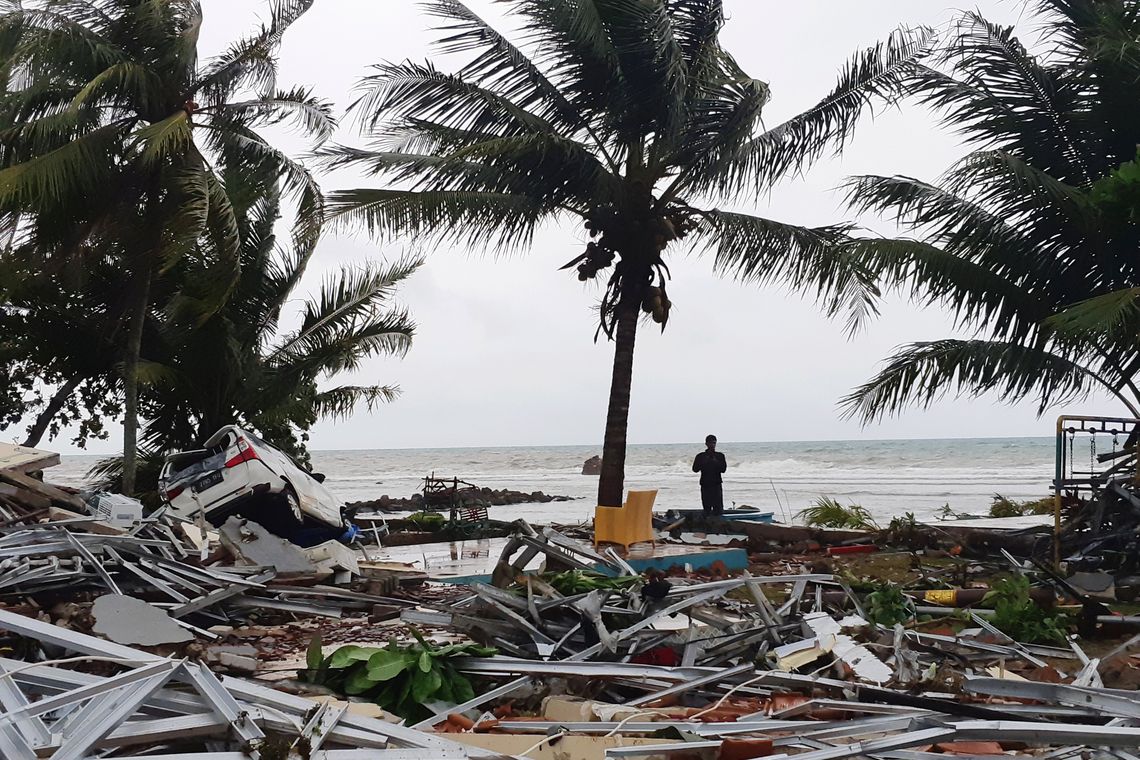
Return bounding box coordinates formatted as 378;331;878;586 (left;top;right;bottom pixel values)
662;506;776;524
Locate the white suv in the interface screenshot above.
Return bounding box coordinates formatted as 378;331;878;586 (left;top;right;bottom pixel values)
158;426;354;544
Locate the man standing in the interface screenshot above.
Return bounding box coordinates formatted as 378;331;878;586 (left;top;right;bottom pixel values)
692;435;727;515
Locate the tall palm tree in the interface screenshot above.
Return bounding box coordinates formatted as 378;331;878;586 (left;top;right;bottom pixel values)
839;3;1140;423
323;0;934;507
139;174;418;470
0;0;331;493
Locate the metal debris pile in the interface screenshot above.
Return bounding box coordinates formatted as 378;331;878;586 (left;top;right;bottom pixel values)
0;468;420;659
381;525;1140;758
0;607;509;760
3;475;1140;757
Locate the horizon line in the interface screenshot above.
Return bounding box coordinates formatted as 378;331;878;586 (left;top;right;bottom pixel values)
48;432;1055;457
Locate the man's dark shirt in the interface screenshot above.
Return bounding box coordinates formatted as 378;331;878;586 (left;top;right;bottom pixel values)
692;451;727;484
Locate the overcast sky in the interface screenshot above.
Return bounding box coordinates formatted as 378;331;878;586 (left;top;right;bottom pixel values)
45;1;1125;454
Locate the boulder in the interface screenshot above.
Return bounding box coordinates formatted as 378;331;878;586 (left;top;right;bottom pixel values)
581;455;602;475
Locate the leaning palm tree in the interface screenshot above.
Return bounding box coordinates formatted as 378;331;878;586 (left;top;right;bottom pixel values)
0;0;331;492
324;0;933;507
139;175;418;470
839;3;1140;423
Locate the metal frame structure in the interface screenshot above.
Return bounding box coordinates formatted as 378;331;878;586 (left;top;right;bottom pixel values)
0;608;508;759
1054;415;1140;565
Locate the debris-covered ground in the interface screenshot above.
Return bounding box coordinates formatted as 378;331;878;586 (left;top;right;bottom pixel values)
5;460;1140;759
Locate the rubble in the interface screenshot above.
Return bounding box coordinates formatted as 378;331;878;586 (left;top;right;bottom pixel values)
5;428;1140;759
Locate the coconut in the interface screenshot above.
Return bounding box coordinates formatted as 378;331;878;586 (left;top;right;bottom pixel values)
642;286;660;313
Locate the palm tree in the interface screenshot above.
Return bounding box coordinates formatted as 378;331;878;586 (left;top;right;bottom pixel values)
323;0;933;507
139;176;418;470
0;0;331;493
839;3;1140;423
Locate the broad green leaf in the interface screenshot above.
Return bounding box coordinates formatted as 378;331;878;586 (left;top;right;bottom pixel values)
418;650;432;672
304;634;323;678
366;649;410;681
435;668;456;703
373;679;402;711
344;665;378;696
328;645;381;670
450;672;475;704
411;665;443;703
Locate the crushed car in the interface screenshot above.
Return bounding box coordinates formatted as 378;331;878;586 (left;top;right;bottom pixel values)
158;426;360;546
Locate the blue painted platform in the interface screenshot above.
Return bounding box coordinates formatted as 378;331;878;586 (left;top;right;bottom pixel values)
370;535;748;585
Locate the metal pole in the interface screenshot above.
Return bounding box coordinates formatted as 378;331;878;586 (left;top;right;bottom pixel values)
1054;415;1064;569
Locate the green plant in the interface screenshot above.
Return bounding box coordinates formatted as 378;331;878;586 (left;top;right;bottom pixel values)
301;631;496;721
540;570;642;596
408;512;447;530
989;495;1055;518
840;5;1140;424
0;0;330;493
983;575;1068;645
936;503;968;520
865;581;914;627
797;497;880;530
886;512;917;533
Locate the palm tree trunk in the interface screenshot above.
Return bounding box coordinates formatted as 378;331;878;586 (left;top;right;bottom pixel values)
21;376;83;448
597;299;639;507
121;264;154;495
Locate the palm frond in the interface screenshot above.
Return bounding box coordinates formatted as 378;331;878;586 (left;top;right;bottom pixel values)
0;122;124;208
268;257;420;368
711;27;935;196
200;122;324;247
931;10;1094;184
68;61;163;114
207;87;335;144
351;60;558;139
843;237;1048;342
506;0;629;144
943;149;1091;221
133;110;192;168
193;0;315;104
313;384;400;419
325;188;553;253
840;339;1111;423
664;54;769;196
1046;288;1140;341
693;209;877;334
422;0;589;136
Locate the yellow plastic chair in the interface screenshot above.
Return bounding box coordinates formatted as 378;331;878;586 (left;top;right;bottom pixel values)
594;489;657;550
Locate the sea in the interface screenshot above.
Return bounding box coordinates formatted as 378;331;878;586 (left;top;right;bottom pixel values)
48;437;1056;526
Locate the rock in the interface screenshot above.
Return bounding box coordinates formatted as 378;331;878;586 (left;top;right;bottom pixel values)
206;644;259;674
581;455;602;475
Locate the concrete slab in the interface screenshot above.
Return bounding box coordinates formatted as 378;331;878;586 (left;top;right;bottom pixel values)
220;517;318;576
92;594;194;646
0;442;59;473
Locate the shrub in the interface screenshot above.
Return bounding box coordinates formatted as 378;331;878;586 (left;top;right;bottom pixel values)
797;496;879;530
